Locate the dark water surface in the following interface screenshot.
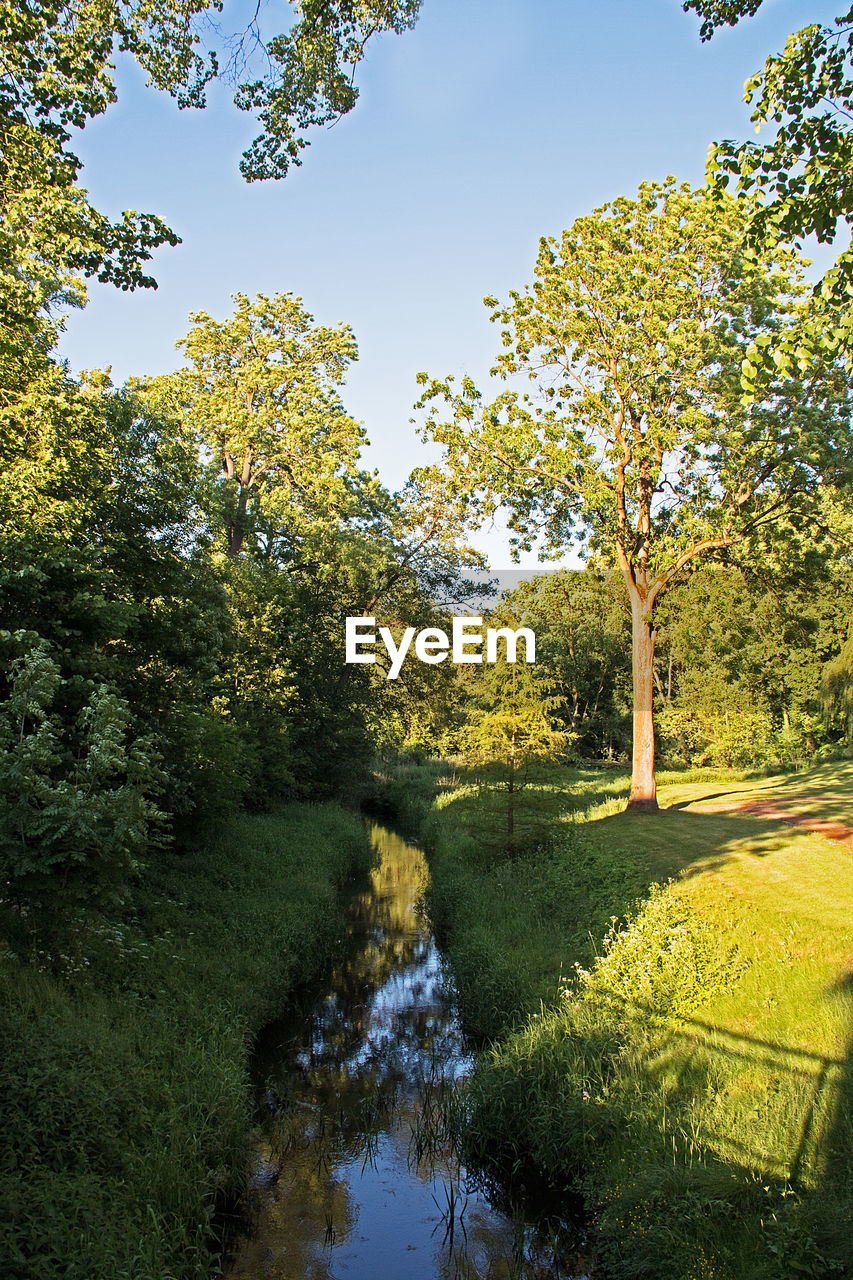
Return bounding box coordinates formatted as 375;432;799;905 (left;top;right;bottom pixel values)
225;824;592;1280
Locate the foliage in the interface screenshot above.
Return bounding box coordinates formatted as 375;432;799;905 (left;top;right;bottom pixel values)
221;555;372;800
505;564;853;774
0;640;162;899
658;665;775;768
0;0;424;373
231;0;423;180
0;0;202;352
507;569;633;761
149;292;366;558
461;652;566;778
0;803;371;1280
457;604;569;852
652;564;853;767
1;288;474;840
685;0;853;368
0;371;244;842
823;623;853;737
419;179;847;576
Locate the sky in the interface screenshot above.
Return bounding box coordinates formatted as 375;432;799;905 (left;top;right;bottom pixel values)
58;0;842;567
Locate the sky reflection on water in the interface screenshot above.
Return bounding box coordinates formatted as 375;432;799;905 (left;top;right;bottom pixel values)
225;824;590;1280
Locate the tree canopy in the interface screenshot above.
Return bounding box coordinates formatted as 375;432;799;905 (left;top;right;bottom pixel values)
684;0;853;356
418;180;852;806
151;292;365;558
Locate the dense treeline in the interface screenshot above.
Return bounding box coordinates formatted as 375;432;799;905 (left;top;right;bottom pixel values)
490;559;853;772
0;317;479;907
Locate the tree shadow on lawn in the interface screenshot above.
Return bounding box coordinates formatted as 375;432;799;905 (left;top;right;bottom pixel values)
662;759;853;842
583;792;853;1271
643;1009;845;1175
808;974;853;1266
589;803;826;882
578;955;853;1270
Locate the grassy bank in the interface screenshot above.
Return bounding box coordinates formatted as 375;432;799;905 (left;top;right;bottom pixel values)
422;762;853;1279
0;803;371;1280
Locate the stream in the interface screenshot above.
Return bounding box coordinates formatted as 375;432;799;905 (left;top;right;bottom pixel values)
224;823;592;1280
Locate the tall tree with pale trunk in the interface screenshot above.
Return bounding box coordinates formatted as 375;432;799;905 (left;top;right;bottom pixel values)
417;180;851;810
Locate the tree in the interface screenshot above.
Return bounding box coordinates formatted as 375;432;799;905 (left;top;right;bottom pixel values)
418;181;851;809
460;618;568;854
0;0;423;359
684;1;853;361
152;292;365;558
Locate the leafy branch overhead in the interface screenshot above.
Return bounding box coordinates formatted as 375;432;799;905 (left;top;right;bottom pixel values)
684;1;853;354
0;0;422;356
1;0;421;176
233;0;423;181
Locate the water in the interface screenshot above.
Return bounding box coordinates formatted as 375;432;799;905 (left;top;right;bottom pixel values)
224;824;592;1280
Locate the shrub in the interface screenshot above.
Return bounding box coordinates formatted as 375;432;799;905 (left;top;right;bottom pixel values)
0;640;162;900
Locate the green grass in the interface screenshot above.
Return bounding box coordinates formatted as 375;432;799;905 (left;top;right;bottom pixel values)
364;754;457;837
423;760;853;1279
0;803;371;1280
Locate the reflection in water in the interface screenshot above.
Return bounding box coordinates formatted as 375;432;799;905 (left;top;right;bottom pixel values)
225;825;591;1280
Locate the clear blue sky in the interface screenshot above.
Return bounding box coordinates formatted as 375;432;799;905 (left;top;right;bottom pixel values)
58;0;839;565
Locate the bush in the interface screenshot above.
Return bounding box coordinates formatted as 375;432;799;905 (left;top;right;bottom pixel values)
0;640;162;901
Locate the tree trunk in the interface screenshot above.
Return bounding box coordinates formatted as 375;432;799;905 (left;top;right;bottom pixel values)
226;485;249;557
627;594;658;811
226;521;244;557
507;765;515;854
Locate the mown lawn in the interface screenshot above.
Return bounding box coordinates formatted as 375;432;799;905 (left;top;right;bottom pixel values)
423;760;853;1279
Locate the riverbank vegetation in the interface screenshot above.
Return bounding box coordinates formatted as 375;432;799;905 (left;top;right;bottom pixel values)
418;759;853;1278
0;804;370;1279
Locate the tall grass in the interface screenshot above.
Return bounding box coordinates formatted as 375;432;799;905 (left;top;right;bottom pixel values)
0;804;371;1280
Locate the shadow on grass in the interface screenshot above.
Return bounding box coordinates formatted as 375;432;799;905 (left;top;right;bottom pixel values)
579;784;853;1271
809;980;853;1264
627;1004;847;1182
589;804;823;883
663;760;853;837
531;976;853;1273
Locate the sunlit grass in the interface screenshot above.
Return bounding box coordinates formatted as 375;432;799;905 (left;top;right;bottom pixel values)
425;760;853;1278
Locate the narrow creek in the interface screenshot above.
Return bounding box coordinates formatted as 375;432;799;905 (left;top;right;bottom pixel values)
224;823;593;1280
